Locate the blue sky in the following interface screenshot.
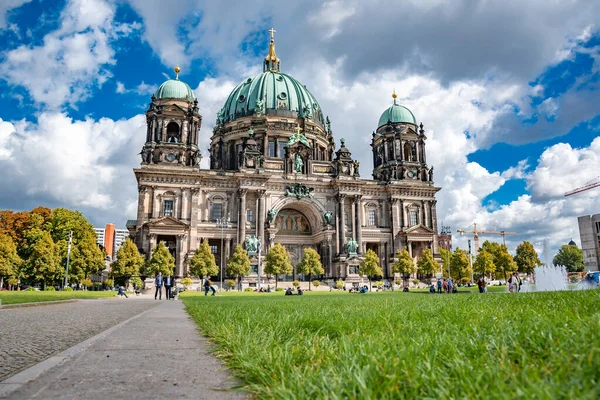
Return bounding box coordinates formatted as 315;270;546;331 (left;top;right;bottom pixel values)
0;0;598;258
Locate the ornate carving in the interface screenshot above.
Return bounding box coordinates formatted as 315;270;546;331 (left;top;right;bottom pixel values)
346;237;358;256
191;188;200;195
138;185;148;193
245;235;261;255
267;208;277;224
323;211;333;225
238;188;248;197
285;183;313;200
294;153;304;173
335;193;346;203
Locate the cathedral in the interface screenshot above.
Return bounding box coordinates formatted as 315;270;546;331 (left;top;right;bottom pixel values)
127;31;441;285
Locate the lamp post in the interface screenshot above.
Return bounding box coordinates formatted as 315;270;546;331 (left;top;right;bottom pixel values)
468;239;474;285
217;217;228;292
63;230;73;289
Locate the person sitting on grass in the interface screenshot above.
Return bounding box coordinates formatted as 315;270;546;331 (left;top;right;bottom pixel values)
285;287;293;296
297;287;303;296
429;283;436;294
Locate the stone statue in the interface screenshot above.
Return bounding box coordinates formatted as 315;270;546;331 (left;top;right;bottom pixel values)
428;166;434;182
326;116;331;132
323;211;333;225
294;153;304;173
267;208;277;224
302;104;311;119
245;235;261;254
346;237;358;255
353;160;360;177
285;183;314;199
194;150;202;167
216;108;224;125
254;99;264;116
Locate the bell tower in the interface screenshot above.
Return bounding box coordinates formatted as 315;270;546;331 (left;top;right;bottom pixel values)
141;66;202;167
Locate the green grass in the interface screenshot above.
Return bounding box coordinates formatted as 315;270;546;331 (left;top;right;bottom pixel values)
183;290;600;399
0;290;117;305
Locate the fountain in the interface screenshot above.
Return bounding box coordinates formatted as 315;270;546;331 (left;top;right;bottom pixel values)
533;265;568;292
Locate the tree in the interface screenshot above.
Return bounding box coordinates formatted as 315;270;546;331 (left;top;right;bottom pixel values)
0;234;21;289
110;239;145;284
297;248;324;290
180;277;193;290
359;249;382;291
473;250;495;278
23;231;60;289
514;241;542;274
146;242;175;277
226;245;251;291
391;248;416;288
188;241;219;279
264;243;293;289
495;245;518;280
450;248;471;282
417;249;437;280
67;231;105;283
439;248;452;278
553;244;584;272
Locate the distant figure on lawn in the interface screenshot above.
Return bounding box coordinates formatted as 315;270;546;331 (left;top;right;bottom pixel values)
155;272;163;300
442;279;448;293
508;272;521;293
285;287;293;296
429;283;435;294
203;278;216;296
437;280;442;294
297;287;303;295
447;278;453;294
117;286;128;298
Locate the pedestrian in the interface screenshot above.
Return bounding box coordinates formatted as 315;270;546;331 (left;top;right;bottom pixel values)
477;277;484;293
164;274;174;300
203;277;212;296
509;272;520;293
154;272;163;300
437;279;442;294
447;278;453;294
442;279;448;293
117;285;128;298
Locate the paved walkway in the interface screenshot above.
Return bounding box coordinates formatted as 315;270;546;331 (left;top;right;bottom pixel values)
0;299;247;399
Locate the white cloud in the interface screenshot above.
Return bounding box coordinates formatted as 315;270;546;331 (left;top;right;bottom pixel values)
0;0;140;109
308;0;356;39
0;0;31;30
115;81;158;96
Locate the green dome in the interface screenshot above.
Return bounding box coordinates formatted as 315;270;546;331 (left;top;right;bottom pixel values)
378;102;417;127
219;71;324;124
154;79;195;101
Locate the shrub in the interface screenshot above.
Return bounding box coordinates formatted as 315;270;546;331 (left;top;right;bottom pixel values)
226;280;236;290
335;280;345;289
25;287;36;291
130;277;143;290
104;278;114;288
44;286;56;291
275;287;284;292
412;279;420;285
244;287;254;292
80;278;93;289
63;287;74;291
395;280;403;286
374;280;384;288
461;277;471;284
312;280;320;287
7;277;18;287
292;280;300;287
180;277;193;290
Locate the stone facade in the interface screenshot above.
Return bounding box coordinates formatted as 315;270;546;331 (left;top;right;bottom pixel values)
578;214;600;271
128;36;442;285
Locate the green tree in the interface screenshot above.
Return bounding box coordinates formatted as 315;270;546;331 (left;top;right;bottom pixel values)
46;208;95;244
450;248;471;282
226;245;251;291
110;238;145;284
146;242;175;277
264;243;293;289
553;244;584;272
514;241;542;274
480;241;516;280
188;241;219;279
473;250;495;278
0;233;21;289
23;231;60;289
417;249;437;280
297;248;324;290
440;248;452;278
67;231;105;283
391;248;416;287
359;249;383;291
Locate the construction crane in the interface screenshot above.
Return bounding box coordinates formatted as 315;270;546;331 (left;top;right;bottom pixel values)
456;223;517;254
565;176;600;196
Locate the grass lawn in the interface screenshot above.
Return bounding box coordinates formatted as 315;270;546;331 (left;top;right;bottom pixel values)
183;290;600;399
0;290;117;305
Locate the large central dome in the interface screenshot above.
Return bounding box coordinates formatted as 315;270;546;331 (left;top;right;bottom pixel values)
218;31;324;125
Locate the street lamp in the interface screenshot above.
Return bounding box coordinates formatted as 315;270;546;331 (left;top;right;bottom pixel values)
216;217;229;291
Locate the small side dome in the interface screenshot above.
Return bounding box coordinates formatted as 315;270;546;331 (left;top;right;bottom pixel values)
378;93;417;127
154;67;195;101
568;239;577;246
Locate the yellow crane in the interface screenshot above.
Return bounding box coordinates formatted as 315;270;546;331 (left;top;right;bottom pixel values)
456;223;517;254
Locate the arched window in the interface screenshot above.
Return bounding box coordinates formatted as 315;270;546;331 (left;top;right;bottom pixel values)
404;142;412;161
166;122;180;143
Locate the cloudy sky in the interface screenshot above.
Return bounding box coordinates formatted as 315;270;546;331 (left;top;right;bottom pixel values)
0;0;598;260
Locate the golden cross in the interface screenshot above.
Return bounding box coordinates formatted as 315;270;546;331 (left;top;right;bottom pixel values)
294;125;303;135
269;27;276;41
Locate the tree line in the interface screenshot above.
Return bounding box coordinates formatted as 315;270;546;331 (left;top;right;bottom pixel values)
0;207;105;290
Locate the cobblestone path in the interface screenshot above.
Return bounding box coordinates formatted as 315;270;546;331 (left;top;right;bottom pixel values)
0;299;157;381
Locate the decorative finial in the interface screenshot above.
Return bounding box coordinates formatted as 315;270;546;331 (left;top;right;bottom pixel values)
248;128;254;137
294;125;303;135
174;65;181;80
340;138;345;146
264;28;280;72
392;89;397;105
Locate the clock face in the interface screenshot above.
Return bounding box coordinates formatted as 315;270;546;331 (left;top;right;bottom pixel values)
166;153;176;162
407;170;415;178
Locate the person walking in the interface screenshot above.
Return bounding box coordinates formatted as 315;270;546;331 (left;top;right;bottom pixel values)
447;278;453;294
154;272;163;300
203;277;211;296
164;274;174;300
442;279;448;294
437;279;442;294
117;285;128;298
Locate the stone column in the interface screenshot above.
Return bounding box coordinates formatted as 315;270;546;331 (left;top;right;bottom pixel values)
225;237;231;263
391;198;400;253
137;185;148;226
355;195;363;254
334;202;340;255
402;201;408;229
336;193;346;253
399;200;405;229
351;197;357;241
407;240;413;258
238;189;247;246
190;188;200;252
419;202;424;226
423;200;430;229
176;233;187;278
431;200;438;232
182;120;189;144
257;190;266;253
152;188;160;219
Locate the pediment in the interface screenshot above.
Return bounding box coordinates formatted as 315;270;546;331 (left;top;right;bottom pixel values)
403;224;436;235
146;216;189;228
164;104;186;113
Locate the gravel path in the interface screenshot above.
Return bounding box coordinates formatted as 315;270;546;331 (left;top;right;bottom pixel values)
0;299;158;381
